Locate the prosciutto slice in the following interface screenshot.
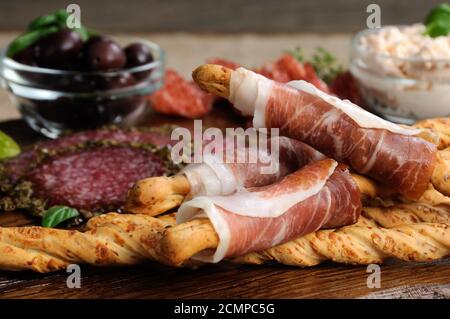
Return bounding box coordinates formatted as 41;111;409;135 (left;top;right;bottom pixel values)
229;67;437;199
182;136;325;197
177;159;361;262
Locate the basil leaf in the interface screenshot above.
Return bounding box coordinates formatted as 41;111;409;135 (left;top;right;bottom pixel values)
0;130;20;159
426;20;450;37
425;3;450;37
42;206;79;228
7;25;59;57
28;9;69;31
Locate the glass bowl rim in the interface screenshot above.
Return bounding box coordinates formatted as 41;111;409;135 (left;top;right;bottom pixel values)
352;25;450;64
0;38;165;76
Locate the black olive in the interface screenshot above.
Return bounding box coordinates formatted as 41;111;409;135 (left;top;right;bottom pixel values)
124;42;153;68
97;72;136;90
34;28;83;70
12;45;38;66
84;38;126;71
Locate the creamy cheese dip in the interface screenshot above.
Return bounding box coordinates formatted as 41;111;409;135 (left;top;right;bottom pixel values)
350;24;450;123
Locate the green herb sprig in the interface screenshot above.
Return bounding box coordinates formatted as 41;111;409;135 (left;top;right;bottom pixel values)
287;47;343;84
7;9;93;58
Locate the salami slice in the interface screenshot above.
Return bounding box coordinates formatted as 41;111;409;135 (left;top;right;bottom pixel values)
26;146;166;212
257;54;331;92
2;127;172;183
0;128;176;218
149;69;214;118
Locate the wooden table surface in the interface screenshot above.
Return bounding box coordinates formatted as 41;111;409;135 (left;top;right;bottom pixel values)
0;107;449;299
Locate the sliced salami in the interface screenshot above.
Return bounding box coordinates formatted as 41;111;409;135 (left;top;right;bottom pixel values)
2;127;172;183
149;69;214;118
26;146;167;212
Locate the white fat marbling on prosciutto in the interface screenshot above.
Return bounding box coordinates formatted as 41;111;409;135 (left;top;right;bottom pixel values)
229;67;421;136
207;160;336;218
230;67;272;128
182;158;237;197
286;80;421;135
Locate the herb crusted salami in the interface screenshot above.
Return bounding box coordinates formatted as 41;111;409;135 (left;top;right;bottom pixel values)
0;127;179;219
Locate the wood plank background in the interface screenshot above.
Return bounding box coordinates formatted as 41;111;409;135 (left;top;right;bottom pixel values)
0;0;443;32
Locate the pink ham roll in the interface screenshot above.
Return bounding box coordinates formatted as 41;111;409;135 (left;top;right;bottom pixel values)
228;67;437;200
177;159;361;262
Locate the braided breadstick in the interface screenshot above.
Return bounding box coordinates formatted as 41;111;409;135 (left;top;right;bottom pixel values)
431;147;450;197
0;213;176;272
161;202;450;267
0;203;448;272
235;203;450;266
414;117;450;150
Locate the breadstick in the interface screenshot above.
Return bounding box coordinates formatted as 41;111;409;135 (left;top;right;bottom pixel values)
126;172;388;216
125;175;190;215
418;184;450;207
414;117;450;150
431;147;450;196
161;203;450;267
0;213;176;272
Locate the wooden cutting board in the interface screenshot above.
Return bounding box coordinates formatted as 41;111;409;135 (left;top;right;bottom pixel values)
0;106;449;299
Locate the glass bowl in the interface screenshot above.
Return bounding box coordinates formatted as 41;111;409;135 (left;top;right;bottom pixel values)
0;39;165;138
350;27;450;124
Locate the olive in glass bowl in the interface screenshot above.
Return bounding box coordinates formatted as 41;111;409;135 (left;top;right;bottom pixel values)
0;38;165;138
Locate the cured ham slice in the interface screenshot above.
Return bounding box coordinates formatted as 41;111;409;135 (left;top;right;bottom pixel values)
177;159;361;262
182;136;325;197
193;65;437;200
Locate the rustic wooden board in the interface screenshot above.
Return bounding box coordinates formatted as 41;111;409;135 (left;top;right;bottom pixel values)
0;106;449;299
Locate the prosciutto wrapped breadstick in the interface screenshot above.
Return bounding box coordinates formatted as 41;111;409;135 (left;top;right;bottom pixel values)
192;64;438;200
126;137;387;216
126;137;327;215
163;159;362;264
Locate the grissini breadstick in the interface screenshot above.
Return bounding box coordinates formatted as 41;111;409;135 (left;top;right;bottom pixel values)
238;204;450;266
0;213;176;272
0;203;448;272
414;117;450;150
431;147;450;197
192;64;438;200
162;203;450;267
125;175;190;215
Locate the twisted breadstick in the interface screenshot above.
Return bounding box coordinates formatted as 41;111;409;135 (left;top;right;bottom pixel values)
235;203;450;266
161;203;450;267
414;117;450;150
0;203;448;272
0;213;176;272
